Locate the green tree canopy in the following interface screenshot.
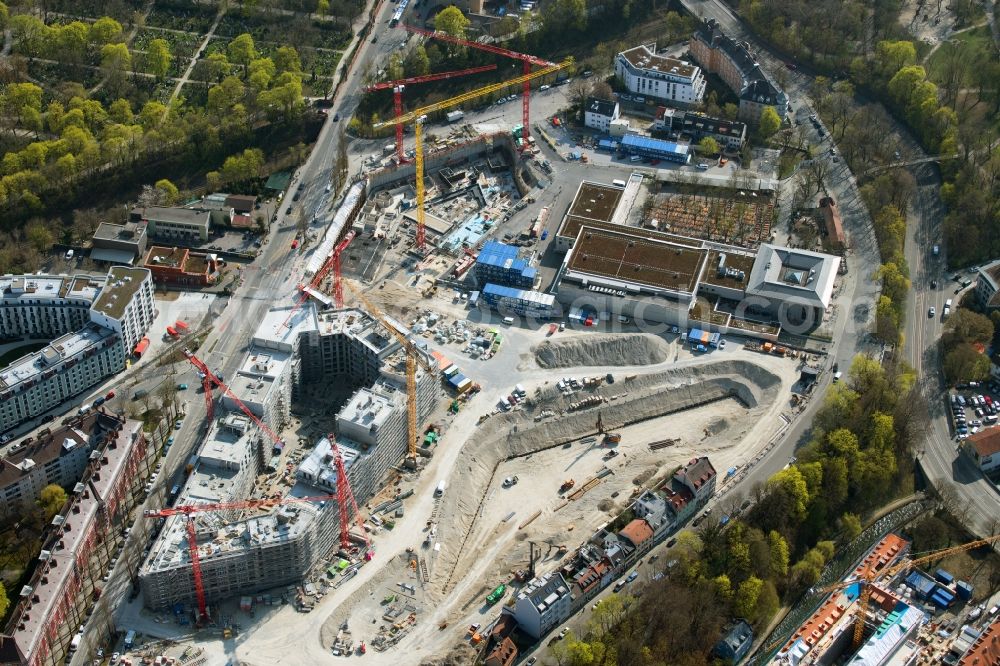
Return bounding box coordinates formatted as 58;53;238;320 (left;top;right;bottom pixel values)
759;106;782;138
698;136;721;155
89;17;123;45
38;484;67;519
154;178;179;204
145;38;172;80
228;33;258;74
434;6;471;39
404;45;430;77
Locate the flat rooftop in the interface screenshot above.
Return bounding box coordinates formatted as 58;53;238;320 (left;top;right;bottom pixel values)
94;221;145;242
0;274;102;303
90;266;149;320
145;246;187;268
135;206;210;226
700;249;756;290
566;225;707;294
618;44;697;79
0;323;116;390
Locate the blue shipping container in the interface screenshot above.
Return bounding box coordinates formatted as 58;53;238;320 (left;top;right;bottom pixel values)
956;580;974;600
935;569;955;585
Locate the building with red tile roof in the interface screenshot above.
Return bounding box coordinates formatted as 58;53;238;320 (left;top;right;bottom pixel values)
960;618;1000;666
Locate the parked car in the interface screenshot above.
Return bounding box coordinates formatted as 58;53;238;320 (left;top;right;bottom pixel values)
177;383;188;390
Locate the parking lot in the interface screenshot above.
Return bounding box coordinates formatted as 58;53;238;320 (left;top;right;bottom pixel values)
948;380;1000;440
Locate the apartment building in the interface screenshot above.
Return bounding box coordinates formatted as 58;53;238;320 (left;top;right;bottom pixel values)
130;206;211;242
615;44;706;106
0;267;154;434
0;324;125;434
1;415;151;666
88;266;156;354
690;19;788;124
653;108;748;150
975;260;1000;311
511;572;574;639
0;274;102;340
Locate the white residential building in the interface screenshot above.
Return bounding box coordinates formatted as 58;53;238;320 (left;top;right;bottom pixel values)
0;274;103;339
88;266;156;354
0;324;125;432
614;44;706;106
512;572;574;639
584;98;620;132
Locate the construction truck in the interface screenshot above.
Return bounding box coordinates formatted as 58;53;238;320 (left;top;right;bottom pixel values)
604;432;622;444
560;479;576;492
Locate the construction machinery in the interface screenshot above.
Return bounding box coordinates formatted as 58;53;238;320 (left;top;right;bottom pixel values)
372;58;572;253
342;280;435;465
145;423;369;625
364;64;498;165
279;229;358;331
183;351;284;449
402;24;557;143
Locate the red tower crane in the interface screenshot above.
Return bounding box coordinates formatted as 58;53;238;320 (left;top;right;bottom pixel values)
144;436;371;623
182;350;283;448
364;64;497;164
278;229;357;331
401;24;556;143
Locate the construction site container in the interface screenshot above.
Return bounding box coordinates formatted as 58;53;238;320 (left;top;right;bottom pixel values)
133;337;150;358
166;326;178;337
446;110;465;123
175;320;189;331
956;580;974;600
935;569;954;585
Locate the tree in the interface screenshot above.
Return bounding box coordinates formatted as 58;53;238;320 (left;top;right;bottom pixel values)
734;576;763;618
874;40;916;79
155;178;180;205
316;0;330;13
89;17;123;45
38;484;67;519
943;343;990;383
434;6;471;39
944;308;994;346
25;221;54;252
0;83;43;136
404;45;430;77
101;43;132;97
145;38;172;80
228;34;258;76
759;106;782;139
567;78;593;108
839;513;862;542
0;2;8;32
0;580;8;620
698;137;721;155
204;53;231;82
542;0;586;34
274;46;302;74
591;80;614;102
768;530;789;577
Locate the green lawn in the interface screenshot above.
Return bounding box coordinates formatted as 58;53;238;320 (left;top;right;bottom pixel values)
0;342;48;370
925;25;995;84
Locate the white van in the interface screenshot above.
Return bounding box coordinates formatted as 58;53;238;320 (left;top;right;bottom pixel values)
502;316;514;325
629;155;643;163
434;481;446;497
65;249;74;260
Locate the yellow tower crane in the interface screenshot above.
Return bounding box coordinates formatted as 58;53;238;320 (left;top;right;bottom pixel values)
342;279;434;466
372;59;573;252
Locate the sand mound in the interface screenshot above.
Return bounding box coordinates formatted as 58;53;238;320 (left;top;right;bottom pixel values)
533;333;671;369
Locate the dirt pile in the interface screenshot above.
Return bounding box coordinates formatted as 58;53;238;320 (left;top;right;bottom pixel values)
532;333;671;369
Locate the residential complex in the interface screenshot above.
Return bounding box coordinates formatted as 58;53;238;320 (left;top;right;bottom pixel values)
614;44;706;106
509;457;716;638
690;19;788;124
550;179;840;330
138;304;438;610
974;261;1000;310
0;267;154;434
0;414;153;666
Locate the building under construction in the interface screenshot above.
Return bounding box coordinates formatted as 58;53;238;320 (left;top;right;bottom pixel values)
138;304;437;610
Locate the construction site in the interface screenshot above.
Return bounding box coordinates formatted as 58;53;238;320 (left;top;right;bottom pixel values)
98;15;849;666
